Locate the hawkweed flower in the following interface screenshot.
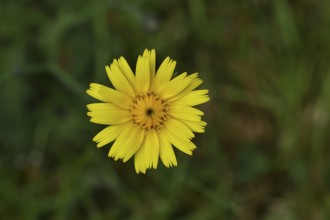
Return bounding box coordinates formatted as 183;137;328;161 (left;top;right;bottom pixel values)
87;49;209;174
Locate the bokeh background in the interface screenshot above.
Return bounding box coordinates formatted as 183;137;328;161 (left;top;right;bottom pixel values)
1;0;330;219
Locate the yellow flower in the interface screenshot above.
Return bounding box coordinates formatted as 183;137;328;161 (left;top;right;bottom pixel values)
86;49;209;174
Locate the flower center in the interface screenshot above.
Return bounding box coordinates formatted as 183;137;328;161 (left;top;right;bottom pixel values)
130;92;168;131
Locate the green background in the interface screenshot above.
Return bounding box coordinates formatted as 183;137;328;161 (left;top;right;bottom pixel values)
1;0;330;219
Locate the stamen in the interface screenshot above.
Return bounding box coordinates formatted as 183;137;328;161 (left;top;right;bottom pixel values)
130;92;168;131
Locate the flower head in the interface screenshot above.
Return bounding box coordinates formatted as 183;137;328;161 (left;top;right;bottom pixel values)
87;49;209;174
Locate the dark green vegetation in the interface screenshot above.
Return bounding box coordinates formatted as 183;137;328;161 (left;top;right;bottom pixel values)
1;0;330;219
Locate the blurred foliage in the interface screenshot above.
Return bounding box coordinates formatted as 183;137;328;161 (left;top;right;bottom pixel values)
1;0;330;219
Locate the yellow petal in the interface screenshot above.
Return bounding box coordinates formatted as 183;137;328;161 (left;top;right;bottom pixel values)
87;103;121;111
86;83;108;102
151;57;176;90
181;120;207;133
87;109;130;125
162;125;196;155
133;130;160;173
142;49;156;85
135;55;150;93
93;123;129;147
86;83;131;109
158;132;177;167
98;86;131;109
149;49;156;84
106;63;134;97
117;57;137;91
157;72;194;99
167;73;203;102
145;130;159;169
171;89;209;106
121;128;145;162
168;106;203;122
134;139;147;174
165;117;194;140
108;125;145;162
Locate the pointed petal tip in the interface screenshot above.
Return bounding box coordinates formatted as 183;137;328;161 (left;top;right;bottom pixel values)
143;48;150;55
96;141;107;148
135;167;146;174
89;82;98;88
